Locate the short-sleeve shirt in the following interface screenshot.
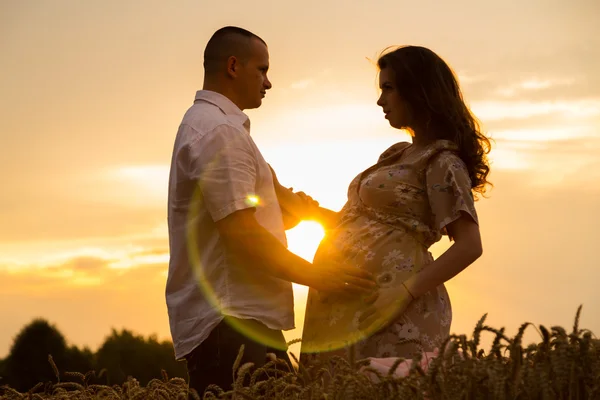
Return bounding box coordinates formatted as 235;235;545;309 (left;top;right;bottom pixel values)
166;90;294;360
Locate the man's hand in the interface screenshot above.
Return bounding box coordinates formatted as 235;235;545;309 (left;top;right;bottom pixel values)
291;190;320;219
306;261;376;296
294;190;319;209
357;283;413;334
215;208;375;292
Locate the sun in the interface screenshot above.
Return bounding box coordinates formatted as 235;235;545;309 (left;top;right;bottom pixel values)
285;220;325;263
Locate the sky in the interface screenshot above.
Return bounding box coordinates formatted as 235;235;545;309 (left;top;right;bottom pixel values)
1;0;599;359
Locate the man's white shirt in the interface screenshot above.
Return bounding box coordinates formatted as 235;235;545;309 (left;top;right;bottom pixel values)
166;90;295;360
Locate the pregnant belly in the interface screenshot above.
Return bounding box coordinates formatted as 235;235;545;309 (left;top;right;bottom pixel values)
302;221;434;353
313;220;433;288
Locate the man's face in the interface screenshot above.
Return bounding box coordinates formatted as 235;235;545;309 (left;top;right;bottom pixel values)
236;38;272;110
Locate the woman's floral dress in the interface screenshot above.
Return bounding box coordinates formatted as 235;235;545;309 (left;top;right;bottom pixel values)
300;140;479;361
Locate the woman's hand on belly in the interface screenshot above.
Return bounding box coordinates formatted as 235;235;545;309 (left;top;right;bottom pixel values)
356;283;413;335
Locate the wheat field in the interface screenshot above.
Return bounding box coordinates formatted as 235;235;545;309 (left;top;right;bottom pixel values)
1;306;598;400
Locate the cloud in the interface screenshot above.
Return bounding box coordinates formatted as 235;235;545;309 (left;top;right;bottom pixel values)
108;165;169;188
490;126;596;142
0;230;171;359
0;191;166;243
0;243;168;286
257;94;600;192
457;73;489;85
108;252;169;269
489;135;600;187
471;98;600;121
495;78;577;97
288;69;333;91
63;255;111;272
454;41;599;104
132;247;170;257
290;79;313;90
0;256;171;358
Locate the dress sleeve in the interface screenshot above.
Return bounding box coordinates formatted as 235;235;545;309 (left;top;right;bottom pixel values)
426;152;478;235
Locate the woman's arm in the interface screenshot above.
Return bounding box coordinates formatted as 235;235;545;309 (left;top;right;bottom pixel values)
403;213;482;298
268;164;317;228
268;164;341;230
277;188;341;229
273;185;304;230
313;207;341;230
358;213;482;333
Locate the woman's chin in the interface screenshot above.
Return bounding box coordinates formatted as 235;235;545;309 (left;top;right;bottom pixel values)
386;119;402;130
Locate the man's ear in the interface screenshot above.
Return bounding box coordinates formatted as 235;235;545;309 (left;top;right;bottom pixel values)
226;56;238;78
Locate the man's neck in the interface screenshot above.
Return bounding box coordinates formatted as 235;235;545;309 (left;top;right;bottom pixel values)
202;81;244;111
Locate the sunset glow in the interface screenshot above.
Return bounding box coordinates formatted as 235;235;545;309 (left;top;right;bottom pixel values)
1;0;598;360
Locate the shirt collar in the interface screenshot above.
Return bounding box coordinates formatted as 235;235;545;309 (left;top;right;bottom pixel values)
194;90;251;133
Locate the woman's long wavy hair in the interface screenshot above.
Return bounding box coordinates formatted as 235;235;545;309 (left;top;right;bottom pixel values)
378;46;492;199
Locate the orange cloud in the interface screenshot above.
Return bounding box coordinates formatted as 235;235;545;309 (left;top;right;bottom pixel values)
0;255;171;359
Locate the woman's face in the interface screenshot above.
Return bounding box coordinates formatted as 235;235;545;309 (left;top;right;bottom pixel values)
377;67;411;130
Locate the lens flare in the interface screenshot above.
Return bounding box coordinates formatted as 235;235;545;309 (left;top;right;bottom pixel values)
245;194;260;206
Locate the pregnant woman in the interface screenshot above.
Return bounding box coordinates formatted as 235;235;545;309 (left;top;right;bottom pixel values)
298;45;492;362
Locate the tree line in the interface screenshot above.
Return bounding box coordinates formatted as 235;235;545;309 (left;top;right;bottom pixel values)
0;319;187;392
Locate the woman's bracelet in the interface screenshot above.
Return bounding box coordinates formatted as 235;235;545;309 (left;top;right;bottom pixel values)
402;281;415;300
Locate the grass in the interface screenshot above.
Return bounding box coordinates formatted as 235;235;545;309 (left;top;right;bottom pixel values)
1;306;598;399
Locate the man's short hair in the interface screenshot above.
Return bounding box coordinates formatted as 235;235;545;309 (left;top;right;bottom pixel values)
203;26;266;74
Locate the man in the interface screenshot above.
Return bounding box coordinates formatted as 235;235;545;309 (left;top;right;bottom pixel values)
166;26;375;397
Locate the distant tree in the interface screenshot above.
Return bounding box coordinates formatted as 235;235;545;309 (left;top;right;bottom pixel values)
3;319;69;392
65;345;95;376
0;356;6;386
145;335;188;383
2;320;186;390
95;329;186;385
